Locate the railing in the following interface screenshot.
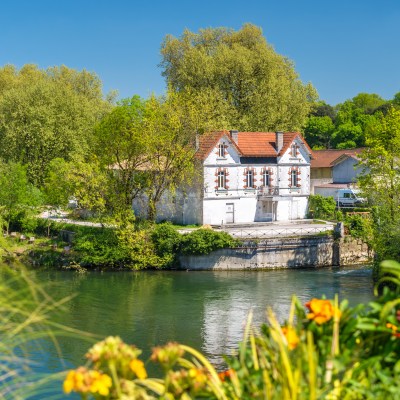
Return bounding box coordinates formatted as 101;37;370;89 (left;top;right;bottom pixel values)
258;186;280;196
221;226;333;240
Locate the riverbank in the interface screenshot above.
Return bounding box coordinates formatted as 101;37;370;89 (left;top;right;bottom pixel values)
180;236;371;270
0;220;372;271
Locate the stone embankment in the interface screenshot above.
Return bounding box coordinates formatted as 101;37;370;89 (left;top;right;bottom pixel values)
179;235;370;270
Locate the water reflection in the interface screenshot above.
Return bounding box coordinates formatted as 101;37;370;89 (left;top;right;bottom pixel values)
24;265;373;396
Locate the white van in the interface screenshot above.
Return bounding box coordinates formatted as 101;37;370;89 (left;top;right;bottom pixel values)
336;189;366;207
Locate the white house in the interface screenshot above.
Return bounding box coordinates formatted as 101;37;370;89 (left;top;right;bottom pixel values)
133;130;313;225
197;130;313;225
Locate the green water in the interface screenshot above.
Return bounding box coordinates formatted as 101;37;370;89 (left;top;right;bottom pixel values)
21;265;373;398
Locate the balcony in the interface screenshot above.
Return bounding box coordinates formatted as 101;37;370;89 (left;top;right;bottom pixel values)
258;186;280;196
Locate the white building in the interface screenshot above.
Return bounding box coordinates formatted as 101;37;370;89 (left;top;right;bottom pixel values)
133;130;313;225
198;130;313;225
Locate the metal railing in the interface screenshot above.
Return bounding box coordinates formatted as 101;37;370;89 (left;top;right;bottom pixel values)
258;186;280;196
221;226;333;240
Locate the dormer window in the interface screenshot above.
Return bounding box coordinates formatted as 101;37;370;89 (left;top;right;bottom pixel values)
291;144;297;157
218;143;225;158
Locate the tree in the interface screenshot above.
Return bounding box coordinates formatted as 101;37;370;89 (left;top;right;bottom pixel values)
358;106;400;261
0;162;43;233
160;24;317;131
0;65;113;186
304;116;335;149
94;96;152;212
44;157;107;215
142;94;196;221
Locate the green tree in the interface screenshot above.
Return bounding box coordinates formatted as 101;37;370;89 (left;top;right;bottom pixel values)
142;94;196;221
0;65;113;186
304;116;335;149
160;24;317;131
94;96;151;212
44;157;107;215
0;161;43;233
359;106;400;261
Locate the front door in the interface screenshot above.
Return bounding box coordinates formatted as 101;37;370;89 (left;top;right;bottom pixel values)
225;203;234;224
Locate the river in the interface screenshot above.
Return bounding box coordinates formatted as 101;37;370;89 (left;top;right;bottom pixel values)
18;265;374;398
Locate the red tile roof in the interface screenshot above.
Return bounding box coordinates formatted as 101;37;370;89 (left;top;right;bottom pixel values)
196;131;313;160
311;148;365;168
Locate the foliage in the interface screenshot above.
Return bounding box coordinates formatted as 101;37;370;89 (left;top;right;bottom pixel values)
95;93;197;220
0;264;94;399
308;194;337;220
0;65;113;186
358;106;400;262
345;213;374;247
0;161;43;233
180;228;238;255
64;261;400;399
151;223;182;267
161;24;317;131
44;157;107;214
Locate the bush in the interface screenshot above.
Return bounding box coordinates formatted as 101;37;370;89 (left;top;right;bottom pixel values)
308;194;337;220
151;223;182;257
180;228;238;255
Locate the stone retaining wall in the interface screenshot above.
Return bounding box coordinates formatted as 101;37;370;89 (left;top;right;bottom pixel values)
179;236;371;270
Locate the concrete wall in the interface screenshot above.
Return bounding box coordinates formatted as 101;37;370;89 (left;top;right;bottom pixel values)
179;236;371;270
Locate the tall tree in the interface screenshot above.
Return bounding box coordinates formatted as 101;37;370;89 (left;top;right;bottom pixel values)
160;24;317;131
359;106;400;261
143;93;196;221
94;96;151;212
0;65;113;186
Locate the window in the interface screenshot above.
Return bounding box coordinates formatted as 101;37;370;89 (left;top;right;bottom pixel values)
263;170;270;187
291;169;298;187
218;143;225;158
246;169;254;188
291;144;297;157
217;170;226;189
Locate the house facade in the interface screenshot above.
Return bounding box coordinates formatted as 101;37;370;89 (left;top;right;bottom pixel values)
310;148;365;194
133;130;313;225
197;130;313;225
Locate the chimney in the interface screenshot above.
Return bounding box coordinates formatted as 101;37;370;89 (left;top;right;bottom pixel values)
195;133;200;151
229;130;239;144
276;131;284;153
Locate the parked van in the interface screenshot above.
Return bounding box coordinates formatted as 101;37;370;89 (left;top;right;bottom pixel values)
314;186;367;207
336;189;366;207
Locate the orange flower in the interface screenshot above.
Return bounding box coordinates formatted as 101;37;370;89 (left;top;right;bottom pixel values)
218;369;234;382
305;299;341;324
281;326;299;350
386;322;400;338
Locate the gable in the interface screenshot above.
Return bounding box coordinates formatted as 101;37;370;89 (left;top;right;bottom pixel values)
197;131;312;161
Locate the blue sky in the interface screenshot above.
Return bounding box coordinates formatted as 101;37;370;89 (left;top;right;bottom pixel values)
1;0;399;105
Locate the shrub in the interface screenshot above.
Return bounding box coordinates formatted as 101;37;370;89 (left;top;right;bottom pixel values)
308;194;337;220
151;223;182;257
180;229;238;255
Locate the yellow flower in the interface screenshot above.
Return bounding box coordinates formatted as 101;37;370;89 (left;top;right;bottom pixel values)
130;359;148;379
281;326;300;350
188;368;207;384
305;299;341;324
89;371;112;396
63;368;87;394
